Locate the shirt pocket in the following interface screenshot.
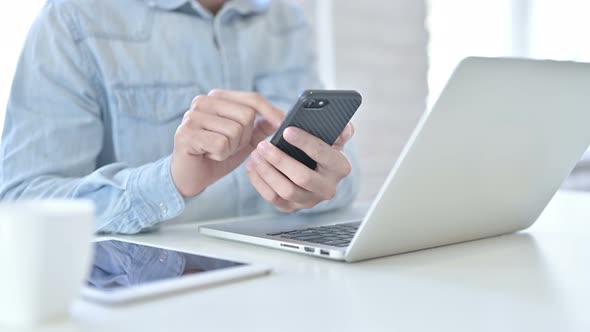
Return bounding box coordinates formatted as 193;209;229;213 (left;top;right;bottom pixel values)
109;83;203;165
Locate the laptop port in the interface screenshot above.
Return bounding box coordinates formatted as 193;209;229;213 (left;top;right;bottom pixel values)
304;247;315;253
320;249;330;256
280;243;299;250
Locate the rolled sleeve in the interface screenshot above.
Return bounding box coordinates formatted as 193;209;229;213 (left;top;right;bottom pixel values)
129;155;185;225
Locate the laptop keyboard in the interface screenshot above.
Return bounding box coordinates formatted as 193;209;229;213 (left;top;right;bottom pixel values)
267;221;361;247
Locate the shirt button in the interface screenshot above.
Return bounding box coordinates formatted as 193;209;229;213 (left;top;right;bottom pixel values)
159;202;168;216
159;250;169;262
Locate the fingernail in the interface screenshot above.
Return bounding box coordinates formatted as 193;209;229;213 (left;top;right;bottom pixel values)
343;124;353;140
251;151;261;164
258;141;271;156
284;127;298;141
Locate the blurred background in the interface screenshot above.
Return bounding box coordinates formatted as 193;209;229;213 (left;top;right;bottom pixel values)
1;0;589;201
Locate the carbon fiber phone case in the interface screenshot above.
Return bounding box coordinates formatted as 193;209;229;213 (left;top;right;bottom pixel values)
270;90;362;169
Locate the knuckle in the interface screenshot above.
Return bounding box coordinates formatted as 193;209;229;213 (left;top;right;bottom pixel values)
183;114;197;129
191;95;208;109
269;193;282;205
220;138;231;156
251;92;264;104
312;141;325;159
207;153;222;161
208;89;222;97
341;160;353;177
213;136;229;154
294;172;312;188
229;122;243;140
174;128;186;145
250;93;267;110
184;113;203;129
245;108;256;124
265;146;281;165
257;163;271;178
323;189;336;201
280;185;298;201
297;138;318;159
174;122;193;142
183;110;194;122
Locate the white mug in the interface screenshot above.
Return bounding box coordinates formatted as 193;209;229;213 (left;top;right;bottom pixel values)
0;200;95;327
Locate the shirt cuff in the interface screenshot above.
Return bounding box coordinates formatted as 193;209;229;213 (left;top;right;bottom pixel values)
129;155;185;228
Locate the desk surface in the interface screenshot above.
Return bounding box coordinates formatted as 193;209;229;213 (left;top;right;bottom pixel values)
14;190;590;332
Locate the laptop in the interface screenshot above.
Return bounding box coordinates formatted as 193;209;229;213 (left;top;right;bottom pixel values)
199;57;590;262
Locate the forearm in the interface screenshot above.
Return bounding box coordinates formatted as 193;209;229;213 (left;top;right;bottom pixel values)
0;156;185;234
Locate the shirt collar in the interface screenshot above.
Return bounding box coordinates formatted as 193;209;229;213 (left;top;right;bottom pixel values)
143;0;270;15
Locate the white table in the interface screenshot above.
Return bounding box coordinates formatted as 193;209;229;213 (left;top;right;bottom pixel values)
14;190;590;332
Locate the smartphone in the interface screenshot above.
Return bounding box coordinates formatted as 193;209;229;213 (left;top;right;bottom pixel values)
270;90;362;169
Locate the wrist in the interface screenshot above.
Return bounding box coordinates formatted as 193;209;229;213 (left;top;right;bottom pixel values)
170;153;209;197
129;155;186;224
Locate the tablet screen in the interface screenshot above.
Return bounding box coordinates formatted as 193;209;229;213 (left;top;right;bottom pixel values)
87;240;245;291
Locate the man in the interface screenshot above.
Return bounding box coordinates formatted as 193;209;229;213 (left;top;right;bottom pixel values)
0;0;359;234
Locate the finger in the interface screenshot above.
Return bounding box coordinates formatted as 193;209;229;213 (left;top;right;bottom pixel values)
192;95;256;129
255;141;332;195
189;111;243;153
249;119;277;148
245;159;298;213
333;122;355;151
208;89;284;128
283;127;349;174
250;151;319;206
191;96;255;150
183;130;230;161
227;118;276;160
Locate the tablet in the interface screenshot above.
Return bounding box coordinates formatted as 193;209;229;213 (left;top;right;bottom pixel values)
81;239;270;304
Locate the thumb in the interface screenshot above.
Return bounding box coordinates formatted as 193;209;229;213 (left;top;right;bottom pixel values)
224;118;278;168
333;122;354;151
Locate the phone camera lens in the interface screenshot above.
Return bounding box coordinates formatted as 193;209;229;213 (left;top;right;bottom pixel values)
304;99;329;109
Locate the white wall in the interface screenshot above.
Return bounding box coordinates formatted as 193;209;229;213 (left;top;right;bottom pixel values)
0;1;45;136
301;0;429;201
427;0;515;105
428;0;590;102
428;0;590;191
336;1;429;201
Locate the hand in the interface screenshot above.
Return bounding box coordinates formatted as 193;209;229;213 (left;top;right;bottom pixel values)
246;123;354;213
171;90;284;197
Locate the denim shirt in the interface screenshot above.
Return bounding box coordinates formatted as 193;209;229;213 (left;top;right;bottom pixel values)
0;0;359;234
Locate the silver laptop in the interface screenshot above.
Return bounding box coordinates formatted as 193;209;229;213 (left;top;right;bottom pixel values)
200;57;590;262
